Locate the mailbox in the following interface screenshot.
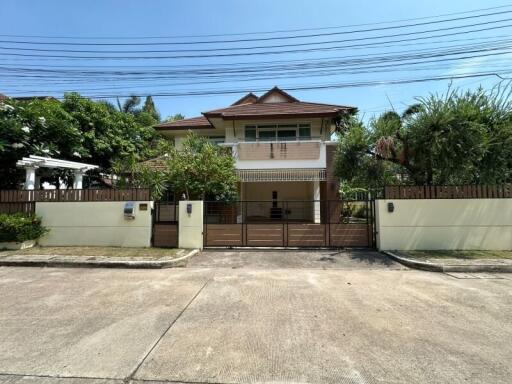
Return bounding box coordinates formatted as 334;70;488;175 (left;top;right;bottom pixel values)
124;201;135;219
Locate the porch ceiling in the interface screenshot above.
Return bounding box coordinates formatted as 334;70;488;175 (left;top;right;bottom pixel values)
237;168;326;182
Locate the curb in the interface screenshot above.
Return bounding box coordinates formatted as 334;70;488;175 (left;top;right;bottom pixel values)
383;251;512;273
0;249;199;269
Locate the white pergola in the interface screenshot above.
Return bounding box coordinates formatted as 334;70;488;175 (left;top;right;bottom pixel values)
16;155;98;190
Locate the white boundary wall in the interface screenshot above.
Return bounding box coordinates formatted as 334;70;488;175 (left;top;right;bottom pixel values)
36;201;152;247
376;199;512;250
178;201;203;249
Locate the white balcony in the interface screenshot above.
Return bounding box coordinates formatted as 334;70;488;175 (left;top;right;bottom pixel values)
222;139;330;170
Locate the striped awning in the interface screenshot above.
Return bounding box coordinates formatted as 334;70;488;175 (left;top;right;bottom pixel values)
237;168;326;182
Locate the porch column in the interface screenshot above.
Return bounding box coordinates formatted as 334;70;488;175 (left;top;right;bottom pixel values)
313;180;321;224
24;167;36;190
73;171;84;189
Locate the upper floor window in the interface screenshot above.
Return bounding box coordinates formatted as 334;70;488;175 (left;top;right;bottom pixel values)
244;123;311;141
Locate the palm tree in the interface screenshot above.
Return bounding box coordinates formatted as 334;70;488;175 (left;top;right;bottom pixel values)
116;95;141;114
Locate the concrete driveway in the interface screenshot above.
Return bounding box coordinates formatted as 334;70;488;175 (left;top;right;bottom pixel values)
187;249;405;269
0;260;511;383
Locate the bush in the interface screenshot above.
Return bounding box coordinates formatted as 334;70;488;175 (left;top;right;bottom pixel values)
0;213;48;243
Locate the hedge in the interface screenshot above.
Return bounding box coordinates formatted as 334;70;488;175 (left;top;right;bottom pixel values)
0;213;48;243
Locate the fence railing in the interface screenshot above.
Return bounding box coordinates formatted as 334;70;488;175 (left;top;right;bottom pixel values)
384;185;512;199
0;202;36;215
204;200;371;225
0;188;151;202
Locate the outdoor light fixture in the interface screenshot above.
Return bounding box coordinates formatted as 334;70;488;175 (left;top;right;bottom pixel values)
187;203;192;215
387;202;394;213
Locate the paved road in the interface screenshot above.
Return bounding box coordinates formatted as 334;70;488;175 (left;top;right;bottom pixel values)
0;251;511;384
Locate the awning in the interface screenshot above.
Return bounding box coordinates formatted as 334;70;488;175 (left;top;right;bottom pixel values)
237;168;326;182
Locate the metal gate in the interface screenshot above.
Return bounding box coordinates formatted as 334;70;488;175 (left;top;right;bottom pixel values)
152;201;179;248
203;200;375;248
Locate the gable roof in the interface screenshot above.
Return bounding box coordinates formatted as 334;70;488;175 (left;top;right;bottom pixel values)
203;101;355;120
203;87;355;120
154;86;356;130
231;92;258;106
154;115;213;130
256;86;299;103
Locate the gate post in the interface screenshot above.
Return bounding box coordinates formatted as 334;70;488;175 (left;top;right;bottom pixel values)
178;200;204;249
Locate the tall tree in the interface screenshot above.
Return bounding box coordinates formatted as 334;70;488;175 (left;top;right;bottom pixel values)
0;93;169;188
335;86;512;186
142;96;160;122
137;132;238;200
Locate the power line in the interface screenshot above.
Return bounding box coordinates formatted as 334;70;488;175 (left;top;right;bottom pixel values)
0;34;509;69
2;17;512;54
1;21;511;60
5;72;510;99
0;5;512;45
1;41;509;79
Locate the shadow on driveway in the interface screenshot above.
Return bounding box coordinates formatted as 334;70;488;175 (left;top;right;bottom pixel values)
187;249;406;270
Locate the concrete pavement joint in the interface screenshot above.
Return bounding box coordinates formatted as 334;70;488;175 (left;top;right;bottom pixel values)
0;372;121;381
125;278;212;383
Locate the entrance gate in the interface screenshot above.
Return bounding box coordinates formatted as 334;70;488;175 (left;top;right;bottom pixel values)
203;200;375;248
152;201;179;247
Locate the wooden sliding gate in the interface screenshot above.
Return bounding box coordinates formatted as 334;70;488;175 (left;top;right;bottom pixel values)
204;200;375;248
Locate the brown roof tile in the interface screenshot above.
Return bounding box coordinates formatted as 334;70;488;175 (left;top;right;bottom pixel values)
154;115;213;130
231;92;258;106
203;101;356;120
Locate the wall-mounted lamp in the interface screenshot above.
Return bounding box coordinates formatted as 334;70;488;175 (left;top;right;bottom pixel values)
387;202;394;213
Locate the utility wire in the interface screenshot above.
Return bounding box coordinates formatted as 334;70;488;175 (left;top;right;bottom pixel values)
1;4;510;40
0;9;510;46
1;22;511;60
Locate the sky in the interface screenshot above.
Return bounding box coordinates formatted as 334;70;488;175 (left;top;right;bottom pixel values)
1;0;511;121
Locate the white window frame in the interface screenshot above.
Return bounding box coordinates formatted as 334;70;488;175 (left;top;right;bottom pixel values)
244;123;312;141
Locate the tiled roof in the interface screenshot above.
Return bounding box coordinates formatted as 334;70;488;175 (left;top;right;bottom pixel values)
231;92;258;106
154;115;213;130
140;155;169;171
203;101;356;120
0;93;8;100
154;87;356;130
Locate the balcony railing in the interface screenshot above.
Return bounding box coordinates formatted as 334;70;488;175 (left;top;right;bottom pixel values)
233;140;322;161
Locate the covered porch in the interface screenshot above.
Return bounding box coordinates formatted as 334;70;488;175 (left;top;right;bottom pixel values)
237;168;326;223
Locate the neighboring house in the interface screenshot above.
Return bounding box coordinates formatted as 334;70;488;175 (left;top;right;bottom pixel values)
154;87;356;222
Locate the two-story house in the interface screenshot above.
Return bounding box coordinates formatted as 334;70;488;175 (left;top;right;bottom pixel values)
154;87;356;224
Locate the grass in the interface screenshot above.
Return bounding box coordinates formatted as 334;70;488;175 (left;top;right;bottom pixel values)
406;250;512;260
0;246;181;259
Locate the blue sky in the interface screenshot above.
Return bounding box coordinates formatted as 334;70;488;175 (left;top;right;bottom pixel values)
1;0;511;121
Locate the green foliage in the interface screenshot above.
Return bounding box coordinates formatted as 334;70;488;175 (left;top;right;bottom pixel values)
0;213;48;242
335;85;512;186
0;93;168;188
136;132;238;201
334;116;400;188
142;96;161;122
164;113;185;122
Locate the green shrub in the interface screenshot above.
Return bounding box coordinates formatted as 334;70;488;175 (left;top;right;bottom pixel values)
351;203;368;219
0;213;48;243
